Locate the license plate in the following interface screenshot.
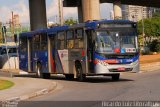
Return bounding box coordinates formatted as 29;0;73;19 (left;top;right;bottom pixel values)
117;67;125;71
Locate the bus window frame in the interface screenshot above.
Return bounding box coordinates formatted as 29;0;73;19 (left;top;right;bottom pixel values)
32;33;48;51
32;34;40;51
74;28;84;49
40;33;48;51
49;34;56;49
19;36;27;53
56;31;66;50
66;30;74;49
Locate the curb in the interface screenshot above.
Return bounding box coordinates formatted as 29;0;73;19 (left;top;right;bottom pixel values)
1;82;57;106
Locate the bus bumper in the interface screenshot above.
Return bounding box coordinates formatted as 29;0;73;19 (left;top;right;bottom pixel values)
94;60;139;74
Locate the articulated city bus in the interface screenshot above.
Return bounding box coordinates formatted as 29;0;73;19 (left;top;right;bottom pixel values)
19;20;139;81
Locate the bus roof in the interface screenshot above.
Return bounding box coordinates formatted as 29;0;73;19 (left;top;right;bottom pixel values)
47;25;68;35
20;28;48;38
66;19;136;30
19;19;136;38
34;28;48;34
85;20;136;29
20;32;34;38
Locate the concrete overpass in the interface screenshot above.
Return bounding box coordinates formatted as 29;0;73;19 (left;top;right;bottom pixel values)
29;0;160;30
63;0;160;8
63;0;160;23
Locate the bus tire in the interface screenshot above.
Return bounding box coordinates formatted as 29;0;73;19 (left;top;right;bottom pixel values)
65;74;74;80
75;63;85;82
112;74;120;81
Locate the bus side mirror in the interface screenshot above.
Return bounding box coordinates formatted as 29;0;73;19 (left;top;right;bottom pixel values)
14;34;18;43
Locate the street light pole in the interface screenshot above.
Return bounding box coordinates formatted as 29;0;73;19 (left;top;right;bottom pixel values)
2;25;12;77
141;6;145;46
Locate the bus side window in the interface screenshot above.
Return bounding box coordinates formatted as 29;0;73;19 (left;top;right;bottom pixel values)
33;34;40;51
8;48;16;53
19;37;27;52
75;29;84;49
40;33;47;50
57;32;65;50
50;35;55;48
1;49;7;55
66;30;74;49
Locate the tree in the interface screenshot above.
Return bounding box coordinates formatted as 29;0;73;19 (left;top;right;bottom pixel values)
138;17;160;52
64;17;77;25
152;11;160;18
138;18;160;43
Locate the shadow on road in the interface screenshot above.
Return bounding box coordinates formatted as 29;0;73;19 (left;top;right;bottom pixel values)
5;73;134;83
49;75;134;83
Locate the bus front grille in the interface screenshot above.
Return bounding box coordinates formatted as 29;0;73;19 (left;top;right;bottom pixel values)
109;68;133;72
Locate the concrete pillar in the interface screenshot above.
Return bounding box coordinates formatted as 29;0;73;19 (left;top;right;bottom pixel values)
113;1;122;19
78;6;83;23
29;0;47;31
81;0;100;22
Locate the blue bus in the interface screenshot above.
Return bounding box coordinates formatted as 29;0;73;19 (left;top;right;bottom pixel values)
19;20;139;81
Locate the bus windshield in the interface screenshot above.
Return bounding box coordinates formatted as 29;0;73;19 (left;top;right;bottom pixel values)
95;30;137;54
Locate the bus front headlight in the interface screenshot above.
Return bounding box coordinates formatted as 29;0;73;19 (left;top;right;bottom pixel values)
99;60;109;66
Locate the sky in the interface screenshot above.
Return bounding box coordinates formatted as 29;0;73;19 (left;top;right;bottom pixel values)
0;0;113;24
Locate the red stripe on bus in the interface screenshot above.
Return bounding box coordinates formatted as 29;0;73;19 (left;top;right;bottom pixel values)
50;52;55;73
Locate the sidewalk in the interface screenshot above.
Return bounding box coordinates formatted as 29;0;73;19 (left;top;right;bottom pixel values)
0;75;57;102
140;54;160;72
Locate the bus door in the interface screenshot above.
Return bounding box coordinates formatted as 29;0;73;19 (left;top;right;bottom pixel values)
49;35;56;73
39;33;48;73
19;36;28;71
86;30;95;73
32;33;48;73
55;31;68;74
32;34;40;72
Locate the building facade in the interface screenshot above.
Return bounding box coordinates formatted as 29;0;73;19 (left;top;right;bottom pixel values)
122;5;154;22
13;14;20;27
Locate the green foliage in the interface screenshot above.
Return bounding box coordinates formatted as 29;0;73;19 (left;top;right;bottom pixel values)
0;79;14;90
64;17;77;25
138;18;160;38
138;35;143;46
138;17;160;52
150;39;160;52
155;43;160;52
152;12;160;18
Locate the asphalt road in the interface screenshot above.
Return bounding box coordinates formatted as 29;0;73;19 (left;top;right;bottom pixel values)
30;70;160;101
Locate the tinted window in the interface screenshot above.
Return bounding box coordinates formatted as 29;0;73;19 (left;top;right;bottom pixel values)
1;49;7;55
75;29;84;48
67;30;74;49
8;48;17;53
57;32;65;49
40;33;47;50
20;37;27;52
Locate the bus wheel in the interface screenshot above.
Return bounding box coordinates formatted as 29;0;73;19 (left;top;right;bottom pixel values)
65;74;74;80
112;74;120;81
75;63;85;81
